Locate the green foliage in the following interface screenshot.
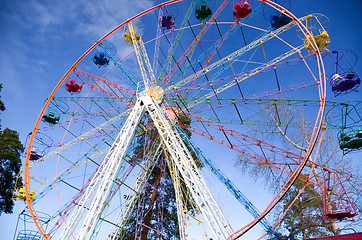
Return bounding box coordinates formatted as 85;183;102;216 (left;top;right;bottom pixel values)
176;113;192;137
0;128;24;215
0;84;24;215
0;84;5;112
176;113;203;168
280;175;331;239
121;164;181;240
119;112;199;239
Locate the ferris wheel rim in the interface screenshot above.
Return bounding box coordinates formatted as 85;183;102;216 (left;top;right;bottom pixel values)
22;0;328;239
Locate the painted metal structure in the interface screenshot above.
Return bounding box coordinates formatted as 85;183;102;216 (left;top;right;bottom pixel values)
20;0;356;239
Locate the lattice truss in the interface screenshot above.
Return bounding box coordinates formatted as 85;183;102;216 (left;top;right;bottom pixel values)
18;0;360;239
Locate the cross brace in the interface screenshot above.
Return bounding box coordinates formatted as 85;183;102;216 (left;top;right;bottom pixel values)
59;94;232;239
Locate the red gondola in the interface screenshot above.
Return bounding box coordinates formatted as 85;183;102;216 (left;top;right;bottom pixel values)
233;1;252;21
65;78;82;94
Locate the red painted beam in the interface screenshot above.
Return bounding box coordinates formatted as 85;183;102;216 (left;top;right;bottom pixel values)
307;232;362;240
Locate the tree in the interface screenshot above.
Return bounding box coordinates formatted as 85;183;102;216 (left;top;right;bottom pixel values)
0;128;24;214
0;84;5;112
281;175;329;239
121;159;181;240
118;111;199;239
234;98;361;238
0;83;24;215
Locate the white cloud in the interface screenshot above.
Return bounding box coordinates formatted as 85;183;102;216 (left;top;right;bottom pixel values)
73;0;155;40
9;0;155;41
30;0;63;28
0;52;24;99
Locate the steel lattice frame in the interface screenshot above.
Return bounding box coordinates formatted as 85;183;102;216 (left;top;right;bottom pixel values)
22;0;331;239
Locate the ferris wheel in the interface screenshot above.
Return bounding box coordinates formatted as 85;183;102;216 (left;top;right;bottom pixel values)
19;0;337;239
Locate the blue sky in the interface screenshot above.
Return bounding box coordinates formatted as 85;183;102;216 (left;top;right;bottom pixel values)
1;0;362;239
2;0;361;139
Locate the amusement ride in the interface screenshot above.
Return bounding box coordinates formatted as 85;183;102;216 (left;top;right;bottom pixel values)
12;0;361;239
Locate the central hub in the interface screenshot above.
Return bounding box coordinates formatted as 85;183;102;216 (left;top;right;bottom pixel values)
147;85;164;103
